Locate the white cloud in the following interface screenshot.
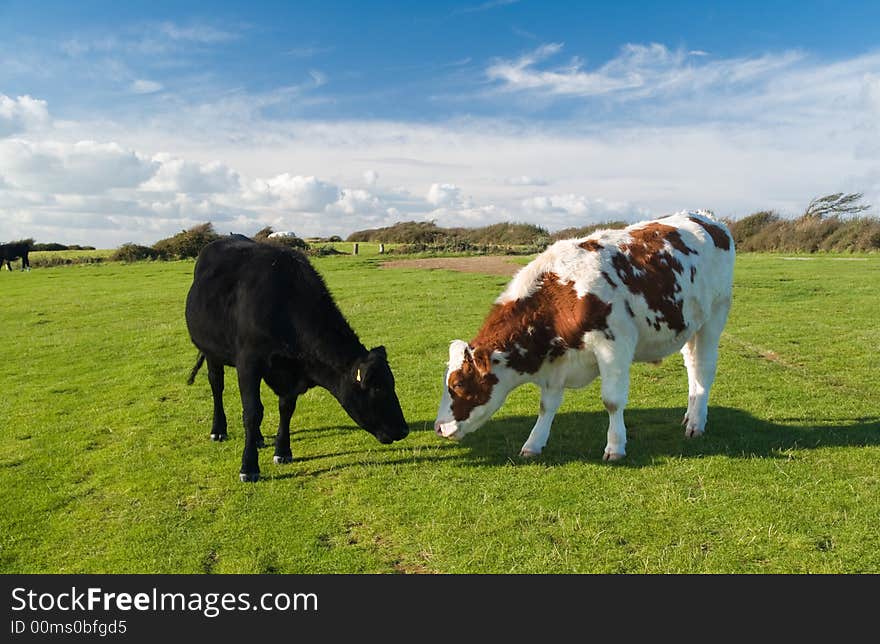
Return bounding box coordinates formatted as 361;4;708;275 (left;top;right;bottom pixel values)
0;94;50;136
244;173;340;211
429;204;510;228
130;79;163;94
522;194;648;224
0;139;157;193
363;169;379;186
330;188;384;215
426;182;464;208
141;153;240;194
856;73;880;157
506;175;548;186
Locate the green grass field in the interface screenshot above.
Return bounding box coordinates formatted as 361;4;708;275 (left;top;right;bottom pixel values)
1;253;878;573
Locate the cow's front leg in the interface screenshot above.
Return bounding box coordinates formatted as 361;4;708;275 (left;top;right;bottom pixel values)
597;347;632;462
519;387;563;458
273;394;297;464
237;361;264;482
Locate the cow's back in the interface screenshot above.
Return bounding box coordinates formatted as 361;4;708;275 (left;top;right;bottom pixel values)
185;237;323;365
498;211;734;368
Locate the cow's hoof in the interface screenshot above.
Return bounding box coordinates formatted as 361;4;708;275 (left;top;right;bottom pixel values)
681;414;689;427
273;455;293;464
602;450;625;462
210;433;227;442
239;472;260;482
685;427;704;439
519;448;541;459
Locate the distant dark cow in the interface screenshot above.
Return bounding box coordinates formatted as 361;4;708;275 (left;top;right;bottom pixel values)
185;235;409;482
435;211;734;461
1;240;32;271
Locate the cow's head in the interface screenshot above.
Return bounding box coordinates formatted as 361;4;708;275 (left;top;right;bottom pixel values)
339;346;409;444
434;340;512;441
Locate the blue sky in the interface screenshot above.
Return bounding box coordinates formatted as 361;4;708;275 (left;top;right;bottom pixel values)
2;0;879;245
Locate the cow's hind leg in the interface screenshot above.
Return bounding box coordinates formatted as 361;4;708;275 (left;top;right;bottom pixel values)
596;345;633;461
237;359;264;482
273;395;297;464
519;387;563;458
681;298;730;438
207;359;228;441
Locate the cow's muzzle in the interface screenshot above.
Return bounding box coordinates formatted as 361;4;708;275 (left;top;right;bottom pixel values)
434;420;461;441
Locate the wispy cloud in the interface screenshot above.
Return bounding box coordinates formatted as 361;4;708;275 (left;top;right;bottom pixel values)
60;20;240;57
511;26;538;40
156;22;237;44
129;79;163;94
454;0;520;16
284;45;335;59
308;70;328;87
487;41;805;100
506;175;547;186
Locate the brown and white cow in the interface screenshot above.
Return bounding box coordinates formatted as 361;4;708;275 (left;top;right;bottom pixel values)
434;210;734;461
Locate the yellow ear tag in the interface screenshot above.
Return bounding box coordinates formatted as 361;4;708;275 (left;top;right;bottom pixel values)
356;368;362;382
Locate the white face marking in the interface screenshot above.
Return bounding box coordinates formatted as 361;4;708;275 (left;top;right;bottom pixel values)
434;341;468;439
434;340;513;441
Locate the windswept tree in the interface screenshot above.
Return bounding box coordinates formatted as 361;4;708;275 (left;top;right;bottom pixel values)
802;192;870;219
253;226;274;241
153;222;220;259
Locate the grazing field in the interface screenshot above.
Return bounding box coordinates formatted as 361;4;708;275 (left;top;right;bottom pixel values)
0;253;878;573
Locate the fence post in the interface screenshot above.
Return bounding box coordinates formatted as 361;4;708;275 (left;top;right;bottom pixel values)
353;242;359;255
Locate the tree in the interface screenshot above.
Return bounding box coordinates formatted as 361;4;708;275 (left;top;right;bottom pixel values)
253;226;274;241
802;192;870;219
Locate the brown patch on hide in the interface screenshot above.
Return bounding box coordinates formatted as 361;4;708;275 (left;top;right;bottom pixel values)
472;272;613;375
689;216;731;250
448;351;499;422
579;239;603;252
612;223;696;334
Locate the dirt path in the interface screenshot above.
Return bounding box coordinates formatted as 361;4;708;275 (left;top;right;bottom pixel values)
380;255;523;276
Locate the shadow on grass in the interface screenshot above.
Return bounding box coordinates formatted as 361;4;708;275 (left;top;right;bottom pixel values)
267;406;880;477
447;406;880;468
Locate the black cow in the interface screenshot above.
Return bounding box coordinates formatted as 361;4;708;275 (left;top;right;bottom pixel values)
1;240;32;271
185;235;409;482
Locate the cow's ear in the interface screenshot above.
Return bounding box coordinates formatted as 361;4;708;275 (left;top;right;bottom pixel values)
357;347;387;388
472;348;493;377
354;362;368;389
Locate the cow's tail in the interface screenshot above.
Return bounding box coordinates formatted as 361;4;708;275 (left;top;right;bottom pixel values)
187;352;206;385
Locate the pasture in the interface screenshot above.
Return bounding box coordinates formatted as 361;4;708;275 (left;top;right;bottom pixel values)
0;253;878;573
